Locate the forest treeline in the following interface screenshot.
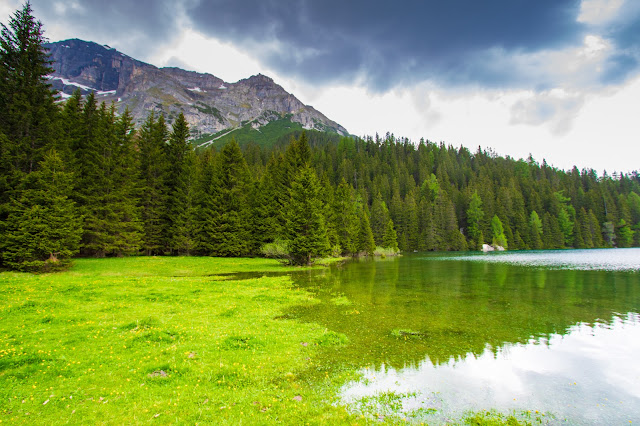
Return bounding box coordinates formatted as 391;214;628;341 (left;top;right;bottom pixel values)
1;4;639;271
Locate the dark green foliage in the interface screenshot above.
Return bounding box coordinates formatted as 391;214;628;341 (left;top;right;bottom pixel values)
382;219;399;251
2;150;81;271
0;3;59;266
0;2;58;176
164;113;197;254
467;191;484;249
616;219;634;248
370;192;391;245
138;112;169;254
284;166;330;265
333;179;360;255
491;215;508;249
529;211;543;250
357;206;376;256
74;102;142;256
201;139;252;256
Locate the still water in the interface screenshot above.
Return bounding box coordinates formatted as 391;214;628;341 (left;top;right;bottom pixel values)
290;249;640;424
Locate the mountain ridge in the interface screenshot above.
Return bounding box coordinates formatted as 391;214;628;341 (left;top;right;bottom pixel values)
44;38;348;141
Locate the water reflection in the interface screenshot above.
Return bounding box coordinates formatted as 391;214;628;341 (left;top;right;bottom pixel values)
288;249;640;422
342;314;640;424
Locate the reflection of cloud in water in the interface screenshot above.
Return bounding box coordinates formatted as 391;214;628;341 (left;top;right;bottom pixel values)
342;314;640;423
440;248;640;272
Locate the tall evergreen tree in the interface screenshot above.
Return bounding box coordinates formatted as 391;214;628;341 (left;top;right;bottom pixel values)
2;150;81;271
333;179;360;255
370;192;391;245
0;3;60;265
108;107;142;255
382;218;399;252
138;112;169;255
467;191;484;249
208;139;252;256
284;166;330;265
529;210;543;249
0;2;58;176
491;215;508;249
164;112;196;254
357;205;376;256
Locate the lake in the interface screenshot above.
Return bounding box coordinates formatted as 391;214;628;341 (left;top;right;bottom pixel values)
289;248;640;424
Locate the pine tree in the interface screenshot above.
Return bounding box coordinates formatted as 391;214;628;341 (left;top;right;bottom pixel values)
0;3;60;265
250;169;278;251
333;179;360;255
75;99;112;256
2;150;81;271
0;2;58;176
491;215;508;249
403;191;419;251
357;205;376;256
171;149;198;255
529;210;543;249
138;112;168;255
284;166;330;265
382;218;399;252
208;139;252;256
467;191;484;249
108;107;142;255
164;112;196;254
195;149;219;255
616;219;633;248
370;192;391;245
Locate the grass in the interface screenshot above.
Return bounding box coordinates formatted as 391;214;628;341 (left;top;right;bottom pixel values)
0;257;357;424
196;116;304;150
0;256;537;425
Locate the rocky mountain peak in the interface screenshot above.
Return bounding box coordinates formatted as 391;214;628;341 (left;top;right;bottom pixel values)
44;39;348;140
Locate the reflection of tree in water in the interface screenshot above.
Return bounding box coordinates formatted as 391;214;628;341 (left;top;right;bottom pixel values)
287;255;640;374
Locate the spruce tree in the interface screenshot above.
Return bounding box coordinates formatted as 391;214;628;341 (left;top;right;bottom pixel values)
138;112;168;255
333;179;359;255
357;205;376;256
208;139;252;256
109;107;143;255
2;150;81;271
491;215;508;249
284;166;330;265
529;210;543;249
0;2;58;176
370;192;391;245
0;3;60;265
74;96;111;256
195;149;219;255
171;149;198;255
467;191;484;249
164;112;197;254
382;218;399;252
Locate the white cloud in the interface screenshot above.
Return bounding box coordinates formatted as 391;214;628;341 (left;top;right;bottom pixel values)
0;1;22;21
148;29;265;83
510;89;585;136
578;0;625;25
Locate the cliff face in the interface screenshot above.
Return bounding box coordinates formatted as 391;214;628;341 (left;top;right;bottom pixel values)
45;39;348;138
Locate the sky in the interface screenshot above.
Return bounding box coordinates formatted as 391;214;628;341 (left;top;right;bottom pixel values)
2;0;639;173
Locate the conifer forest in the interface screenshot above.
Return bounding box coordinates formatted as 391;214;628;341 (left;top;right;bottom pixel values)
1;4;640;272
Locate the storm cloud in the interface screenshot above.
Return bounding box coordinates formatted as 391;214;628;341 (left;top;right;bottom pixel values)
25;0;640;92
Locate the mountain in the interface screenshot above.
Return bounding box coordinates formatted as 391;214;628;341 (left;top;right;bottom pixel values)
44;39;348;145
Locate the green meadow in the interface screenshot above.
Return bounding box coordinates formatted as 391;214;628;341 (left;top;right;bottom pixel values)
0;257;358;424
0;257;537;425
